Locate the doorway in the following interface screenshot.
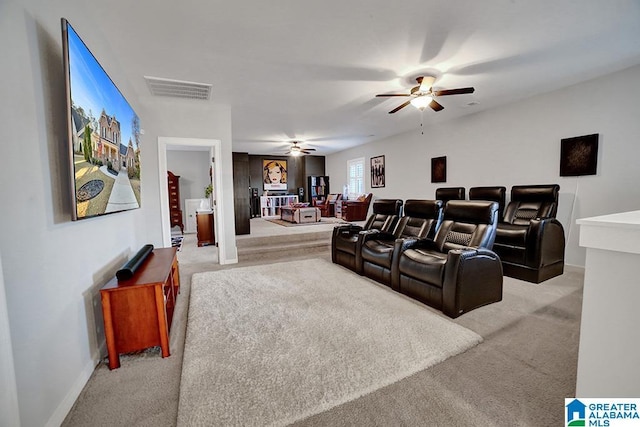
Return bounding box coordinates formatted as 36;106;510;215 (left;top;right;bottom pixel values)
158;137;222;263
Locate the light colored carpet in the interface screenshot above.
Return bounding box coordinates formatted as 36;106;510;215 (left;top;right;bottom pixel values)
177;258;483;426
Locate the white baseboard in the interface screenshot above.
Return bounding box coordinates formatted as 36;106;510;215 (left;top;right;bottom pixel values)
45;348;102;427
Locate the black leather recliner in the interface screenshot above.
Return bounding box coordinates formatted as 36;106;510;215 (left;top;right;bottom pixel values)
469;186;507;222
331;199;403;273
492;184;565;283
360;200;443;286
435;187;465;205
393;200;503;318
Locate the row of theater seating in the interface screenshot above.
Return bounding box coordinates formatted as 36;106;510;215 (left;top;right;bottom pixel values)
330;185;566;318
435;185;566;283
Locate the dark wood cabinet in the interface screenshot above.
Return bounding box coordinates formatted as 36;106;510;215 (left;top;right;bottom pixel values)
196;212;215;246
100;248;180;370
167;171;184;233
232;152;250;235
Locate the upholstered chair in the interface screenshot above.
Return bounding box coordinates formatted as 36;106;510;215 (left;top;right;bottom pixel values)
315;193;342;217
493;184;565;283
393;200;503;318
360;200;443;286
469;186;507;222
331;199;403;273
435;187;466;206
339;193;374;221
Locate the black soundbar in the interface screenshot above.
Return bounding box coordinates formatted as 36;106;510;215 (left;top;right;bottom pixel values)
116;244;154;281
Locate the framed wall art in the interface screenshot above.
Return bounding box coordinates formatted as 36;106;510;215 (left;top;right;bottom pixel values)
263;159;288;190
431;156;447;183
560;133;599;176
371;155;385;188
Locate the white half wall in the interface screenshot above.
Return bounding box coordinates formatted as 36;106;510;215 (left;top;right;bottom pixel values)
327;64;640;267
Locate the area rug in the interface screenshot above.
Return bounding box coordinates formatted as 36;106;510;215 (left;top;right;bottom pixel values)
170;235;184;251
177;258;483;426
265;217;347;227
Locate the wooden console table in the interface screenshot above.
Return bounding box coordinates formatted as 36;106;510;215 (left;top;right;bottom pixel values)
100;247;180;369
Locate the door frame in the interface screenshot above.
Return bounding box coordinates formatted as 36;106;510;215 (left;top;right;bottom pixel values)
158;137;222;261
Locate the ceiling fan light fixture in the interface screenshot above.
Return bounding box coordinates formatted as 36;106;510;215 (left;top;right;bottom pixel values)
410;95;432;111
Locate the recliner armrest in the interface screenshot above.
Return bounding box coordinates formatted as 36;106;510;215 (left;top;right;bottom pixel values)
442;247;503;318
334;224;363;235
524;218;565;268
402;237;437;251
362;230;394;242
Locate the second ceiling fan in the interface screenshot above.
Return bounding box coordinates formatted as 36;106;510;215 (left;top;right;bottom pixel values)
376;75;475;114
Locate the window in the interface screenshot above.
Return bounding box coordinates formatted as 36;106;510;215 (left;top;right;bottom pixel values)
347;157;365;200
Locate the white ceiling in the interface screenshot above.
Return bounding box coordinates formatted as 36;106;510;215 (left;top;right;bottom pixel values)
88;0;640;156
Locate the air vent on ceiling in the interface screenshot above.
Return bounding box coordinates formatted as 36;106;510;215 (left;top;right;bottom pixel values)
144;76;212;100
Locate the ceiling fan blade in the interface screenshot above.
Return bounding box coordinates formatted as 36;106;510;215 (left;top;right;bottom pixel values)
433;87;475;96
389;100;411;114
376;93;411;97
429;99;444;112
303;148;316;151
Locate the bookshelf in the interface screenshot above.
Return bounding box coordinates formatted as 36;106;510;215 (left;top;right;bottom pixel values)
260;195;299;218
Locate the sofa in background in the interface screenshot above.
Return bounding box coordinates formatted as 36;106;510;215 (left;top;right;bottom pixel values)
338;193;373;221
314;193;342;217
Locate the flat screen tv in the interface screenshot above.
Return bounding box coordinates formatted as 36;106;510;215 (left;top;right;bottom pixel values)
62;18;141;220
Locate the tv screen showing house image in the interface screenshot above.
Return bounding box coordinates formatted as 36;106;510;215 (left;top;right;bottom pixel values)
62;18;141;220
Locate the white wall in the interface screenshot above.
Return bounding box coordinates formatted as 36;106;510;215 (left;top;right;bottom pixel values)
327;64;640;267
0;1;235;425
167;151;211;201
1;3;143;426
0;254;20;427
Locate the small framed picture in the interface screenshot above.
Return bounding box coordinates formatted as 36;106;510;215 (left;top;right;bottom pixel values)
371;155;385;188
431;156;447;183
560;134;598;176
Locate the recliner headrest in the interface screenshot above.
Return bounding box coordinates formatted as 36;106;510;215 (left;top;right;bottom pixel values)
444;200;498;225
469;186;507;220
372;199;403;215
404;199;442;219
511;185;559;202
435;187;465;202
469;186;506;203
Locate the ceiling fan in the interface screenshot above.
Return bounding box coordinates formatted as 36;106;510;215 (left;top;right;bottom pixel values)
284;141;316;156
376;75;475;114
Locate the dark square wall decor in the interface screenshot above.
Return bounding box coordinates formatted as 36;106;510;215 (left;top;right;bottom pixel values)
431;156;447;183
560;133;599;176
